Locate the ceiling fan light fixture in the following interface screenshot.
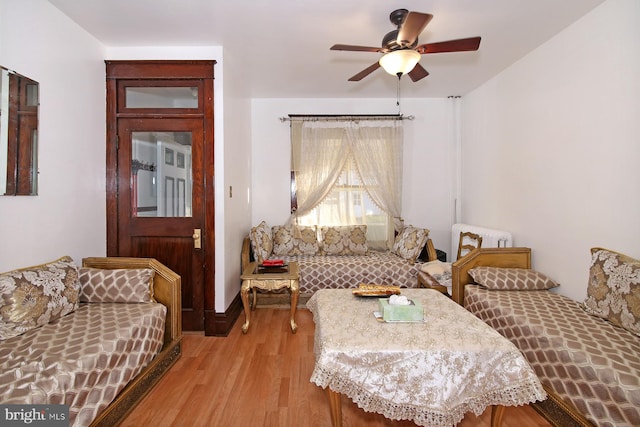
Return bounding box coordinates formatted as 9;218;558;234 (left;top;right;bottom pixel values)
379;49;421;77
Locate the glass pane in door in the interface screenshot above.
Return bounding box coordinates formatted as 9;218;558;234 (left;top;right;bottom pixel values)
125;87;198;108
132;131;192;217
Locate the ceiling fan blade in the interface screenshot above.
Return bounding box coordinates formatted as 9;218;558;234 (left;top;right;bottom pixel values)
408;63;429;82
397;12;433;47
416;37;481;54
331;44;383;53
348;62;381;81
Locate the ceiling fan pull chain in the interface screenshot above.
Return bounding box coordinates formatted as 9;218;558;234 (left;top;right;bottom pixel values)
397;75;401;112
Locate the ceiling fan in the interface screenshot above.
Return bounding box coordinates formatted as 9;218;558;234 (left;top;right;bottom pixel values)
331;9;481;82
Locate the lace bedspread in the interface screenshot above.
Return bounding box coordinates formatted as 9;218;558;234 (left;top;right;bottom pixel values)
0;302;166;427
306;289;546;427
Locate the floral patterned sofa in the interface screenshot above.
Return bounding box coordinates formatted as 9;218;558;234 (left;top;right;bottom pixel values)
243;222;433;295
0;256;182;427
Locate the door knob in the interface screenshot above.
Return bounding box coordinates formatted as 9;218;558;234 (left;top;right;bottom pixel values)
193;228;202;249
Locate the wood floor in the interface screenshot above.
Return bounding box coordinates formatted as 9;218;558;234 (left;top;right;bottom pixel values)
121;307;552;427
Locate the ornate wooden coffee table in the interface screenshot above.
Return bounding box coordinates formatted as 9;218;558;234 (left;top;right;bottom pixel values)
240;261;299;334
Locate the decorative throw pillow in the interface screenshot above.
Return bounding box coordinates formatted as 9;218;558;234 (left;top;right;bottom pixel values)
469;267;560;290
272;225;319;256
0;256;80;340
320;225;368;255
583;247;640;336
249;221;273;263
391;225;429;263
79;267;155;303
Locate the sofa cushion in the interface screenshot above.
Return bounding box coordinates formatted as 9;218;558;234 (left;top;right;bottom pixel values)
272;225;319;256
249;221;273;263
466;285;640;426
0;302;166;426
78;267;155;303
320;225;368;255
0;256;79;340
583;247;640;336
391;225;429;263
469;267;560;291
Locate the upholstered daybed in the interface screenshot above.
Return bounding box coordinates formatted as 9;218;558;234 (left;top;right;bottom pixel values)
0;256;182;427
451;247;640;427
243;222;435;296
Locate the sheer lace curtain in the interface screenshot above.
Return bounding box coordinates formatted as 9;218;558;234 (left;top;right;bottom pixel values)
346;121;403;222
291;121;351;219
290;119;404;241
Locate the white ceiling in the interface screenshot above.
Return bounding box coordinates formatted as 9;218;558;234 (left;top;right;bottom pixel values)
48;0;605;98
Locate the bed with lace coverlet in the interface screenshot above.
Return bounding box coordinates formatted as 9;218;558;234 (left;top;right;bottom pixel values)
0;257;182;427
452;247;640;427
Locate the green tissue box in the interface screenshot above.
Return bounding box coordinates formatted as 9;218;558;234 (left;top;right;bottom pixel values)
378;298;424;322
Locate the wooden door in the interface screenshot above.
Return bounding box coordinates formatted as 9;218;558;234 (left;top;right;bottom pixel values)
106;60;215;333
117;118;206;330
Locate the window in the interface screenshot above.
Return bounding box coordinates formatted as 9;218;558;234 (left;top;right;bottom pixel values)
296;158;391;249
290;118;403;250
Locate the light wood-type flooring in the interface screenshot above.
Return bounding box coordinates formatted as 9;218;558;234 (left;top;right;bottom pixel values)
122;307;552;427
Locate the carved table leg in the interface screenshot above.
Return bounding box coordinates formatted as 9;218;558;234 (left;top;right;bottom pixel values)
289;279;299;333
491;405;505;427
326;388;342;427
251;287;257;310
240;280;251;334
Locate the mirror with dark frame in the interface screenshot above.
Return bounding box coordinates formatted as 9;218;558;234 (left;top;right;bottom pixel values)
0;65;39;196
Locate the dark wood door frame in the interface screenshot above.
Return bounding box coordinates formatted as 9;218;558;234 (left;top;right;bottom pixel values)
105;60;217;335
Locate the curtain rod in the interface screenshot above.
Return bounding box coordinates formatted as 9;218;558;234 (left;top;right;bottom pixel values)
279;114;414;122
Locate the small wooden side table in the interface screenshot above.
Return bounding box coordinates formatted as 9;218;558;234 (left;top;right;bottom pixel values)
240;261;299;334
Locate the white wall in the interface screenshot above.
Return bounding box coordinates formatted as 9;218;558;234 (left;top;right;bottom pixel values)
460;0;640;301
250;97;455;254
0;0;106;271
219;47;252;311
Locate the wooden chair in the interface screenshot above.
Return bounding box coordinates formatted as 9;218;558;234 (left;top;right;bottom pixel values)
418;232;483;295
456;231;483;261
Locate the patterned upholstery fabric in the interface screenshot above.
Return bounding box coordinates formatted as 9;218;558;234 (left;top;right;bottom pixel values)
78;267;155;303
583;247;640;336
320;225;368;255
0;256;79;340
0;302;166;427
469;267;560;290
272;224;319;256
465;286;640;427
391;225;429;263
272;251;422;293
249;220;273;263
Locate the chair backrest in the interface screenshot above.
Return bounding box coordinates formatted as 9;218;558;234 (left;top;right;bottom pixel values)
456;231;483;260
